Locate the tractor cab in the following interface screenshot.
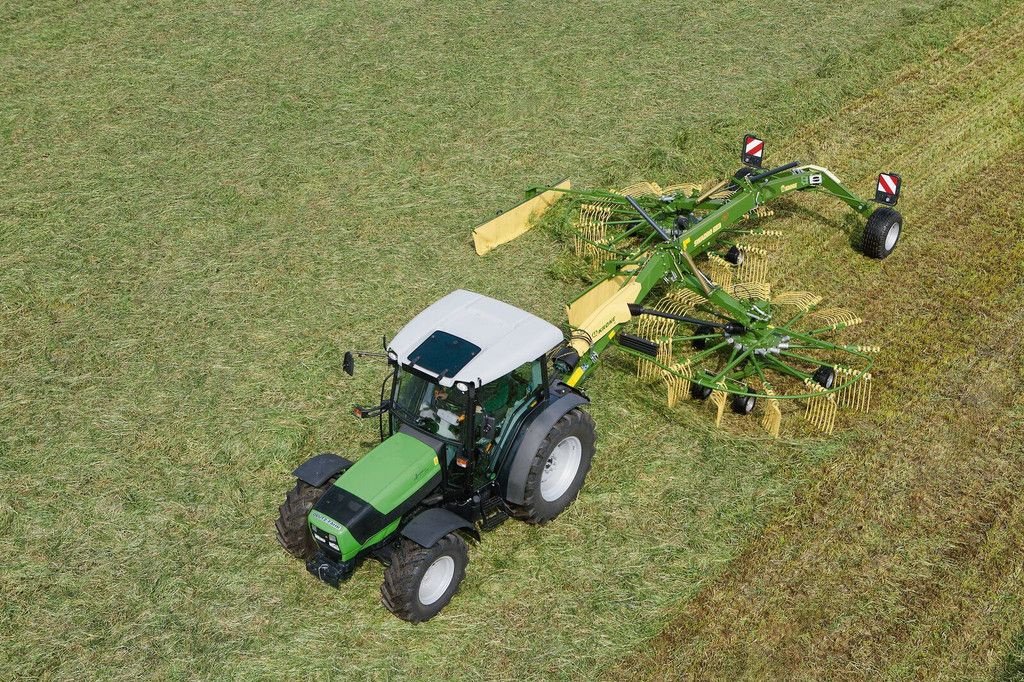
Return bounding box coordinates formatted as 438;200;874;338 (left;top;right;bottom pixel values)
385;290;562;488
389;357;543;483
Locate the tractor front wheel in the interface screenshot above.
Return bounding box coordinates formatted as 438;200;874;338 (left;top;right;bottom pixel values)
381;534;468;623
275;478;336;560
511;408;596;525
863;207;903;259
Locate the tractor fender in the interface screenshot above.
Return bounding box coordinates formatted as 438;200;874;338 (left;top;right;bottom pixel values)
500;391;590;505
292;453;354;488
401;508;480;548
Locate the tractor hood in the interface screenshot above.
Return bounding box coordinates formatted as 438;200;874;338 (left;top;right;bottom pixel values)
308;431;441;561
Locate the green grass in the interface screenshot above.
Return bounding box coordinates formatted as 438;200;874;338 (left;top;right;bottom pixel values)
1001;632;1024;682
0;0;1015;678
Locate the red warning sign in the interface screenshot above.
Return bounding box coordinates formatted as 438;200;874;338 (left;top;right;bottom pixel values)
741;134;764;167
877;173;898;194
874;172;902;205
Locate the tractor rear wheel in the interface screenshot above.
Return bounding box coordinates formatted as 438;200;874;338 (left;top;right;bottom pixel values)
863;207;903;259
275;478;336;560
511;408;596;525
381;534;468;623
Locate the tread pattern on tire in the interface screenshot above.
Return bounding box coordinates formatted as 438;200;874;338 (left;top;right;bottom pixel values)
276;479;333;560
380;534;468;623
863;206;902;259
511;408;596;525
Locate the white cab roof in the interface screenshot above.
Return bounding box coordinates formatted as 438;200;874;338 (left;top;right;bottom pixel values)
388;290;564;387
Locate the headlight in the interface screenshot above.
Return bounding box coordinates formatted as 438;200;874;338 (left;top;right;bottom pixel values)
310;525;340;550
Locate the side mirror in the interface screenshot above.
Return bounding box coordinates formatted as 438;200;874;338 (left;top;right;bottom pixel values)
481;415;497;440
343;351;355;376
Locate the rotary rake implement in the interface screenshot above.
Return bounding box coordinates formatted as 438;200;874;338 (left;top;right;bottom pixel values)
473;136;904;436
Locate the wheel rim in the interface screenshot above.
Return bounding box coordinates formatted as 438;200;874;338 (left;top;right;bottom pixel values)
418;555;456;606
541;436;582;502
884;221;901;251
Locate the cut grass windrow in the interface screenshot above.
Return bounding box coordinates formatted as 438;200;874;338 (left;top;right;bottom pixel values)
613;4;1024;678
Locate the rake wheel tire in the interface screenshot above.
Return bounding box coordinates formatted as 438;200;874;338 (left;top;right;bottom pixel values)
510;408;596;525
731;394;756;415
863;207;902;259
693;324;715;350
276;477;336;560
691;383;713;400
381;534;468;623
813;365;836;389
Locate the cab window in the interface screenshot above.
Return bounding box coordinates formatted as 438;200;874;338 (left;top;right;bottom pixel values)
392;369;469;443
475;360;542;439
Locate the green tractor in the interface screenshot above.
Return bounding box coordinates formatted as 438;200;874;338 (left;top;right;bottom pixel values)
276;291;596;622
277;136;903;621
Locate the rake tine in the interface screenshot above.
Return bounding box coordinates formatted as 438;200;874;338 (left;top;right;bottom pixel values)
704;253;734;289
802;380;838;434
710;386;728;426
834;366;872;412
662;361;693;408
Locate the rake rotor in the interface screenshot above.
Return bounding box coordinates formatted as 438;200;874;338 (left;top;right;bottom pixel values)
626;282;875;436
472;135;904;437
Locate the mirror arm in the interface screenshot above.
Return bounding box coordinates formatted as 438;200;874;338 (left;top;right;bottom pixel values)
352;400;391;419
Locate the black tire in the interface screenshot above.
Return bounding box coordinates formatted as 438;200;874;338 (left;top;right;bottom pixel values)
510;408;596;525
724;245;744;266
863;207;903;259
275;478;335;560
812;365;836;389
731;394;756;415
690;382;713;400
380;534;468;623
692;324;715;350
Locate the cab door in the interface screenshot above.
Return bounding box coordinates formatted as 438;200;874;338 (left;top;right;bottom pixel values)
472;359;544;481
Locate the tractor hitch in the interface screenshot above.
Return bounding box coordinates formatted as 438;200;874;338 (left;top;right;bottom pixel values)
306;551;356;588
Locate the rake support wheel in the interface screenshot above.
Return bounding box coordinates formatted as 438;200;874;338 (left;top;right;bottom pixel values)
863;207;903;259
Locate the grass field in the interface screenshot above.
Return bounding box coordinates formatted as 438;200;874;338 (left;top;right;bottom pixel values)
1;0;1021;679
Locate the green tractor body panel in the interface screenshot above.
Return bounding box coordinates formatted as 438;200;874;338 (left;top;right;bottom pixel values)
336;431;440;504
308;431;441;560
